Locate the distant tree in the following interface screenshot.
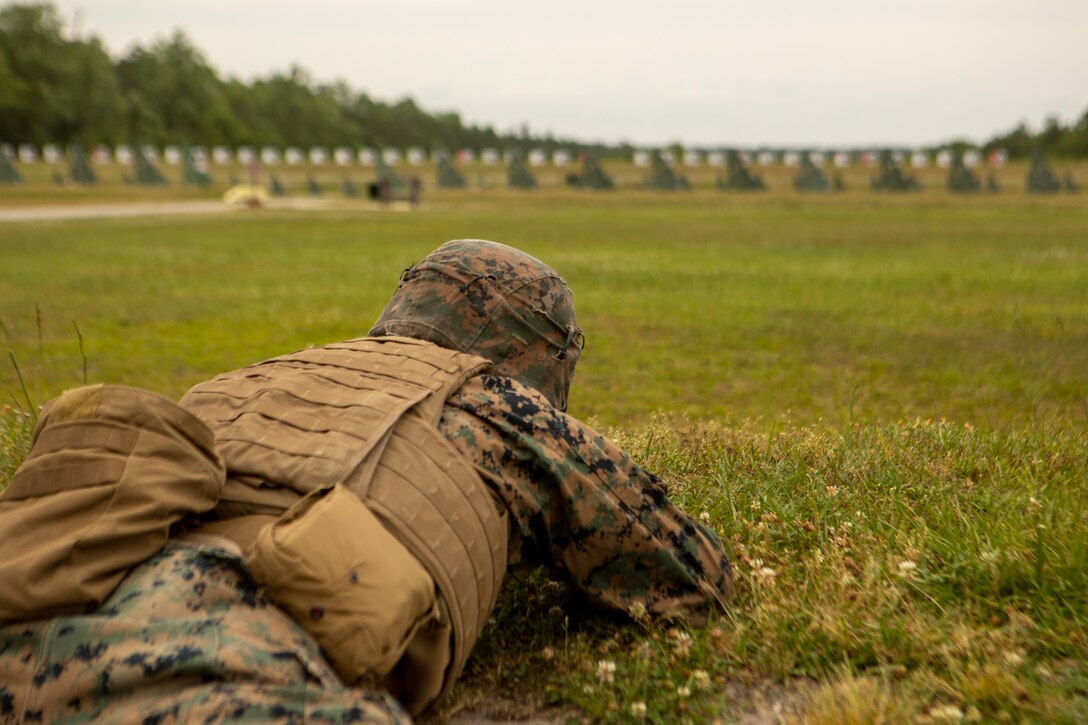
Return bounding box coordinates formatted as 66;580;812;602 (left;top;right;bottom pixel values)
0;38;28;128
115;31;242;145
0;3;67;144
0;2;123;145
221;79;278;147
69;37;126;144
0;2;583;152
13;2;1078;160
983;111;1088;160
1055;107;1088;157
983;122;1034;158
236;67;355;147
1036;115;1065;153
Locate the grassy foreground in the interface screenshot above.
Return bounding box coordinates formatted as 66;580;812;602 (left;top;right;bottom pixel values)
2;188;1087;721
456;418;1087;723
1;408;1084;722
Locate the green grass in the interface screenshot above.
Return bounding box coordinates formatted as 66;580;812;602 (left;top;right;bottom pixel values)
442;416;1086;723
2;187;1087;722
2;189;1087;430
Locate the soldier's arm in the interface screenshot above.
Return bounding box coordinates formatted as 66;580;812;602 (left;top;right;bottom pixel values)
439;374;733;622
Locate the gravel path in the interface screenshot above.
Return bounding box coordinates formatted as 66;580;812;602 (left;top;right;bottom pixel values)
0;200;243;222
0;197;417;222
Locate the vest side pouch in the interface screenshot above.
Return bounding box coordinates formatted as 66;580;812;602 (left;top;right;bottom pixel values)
245;483;437;685
0;384;225;622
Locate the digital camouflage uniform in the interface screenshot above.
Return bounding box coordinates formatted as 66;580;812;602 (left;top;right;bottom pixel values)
440;374;732;616
0;543;410;724
0;240;732;723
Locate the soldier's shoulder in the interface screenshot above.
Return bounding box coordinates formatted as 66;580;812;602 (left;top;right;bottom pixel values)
453;373;555;417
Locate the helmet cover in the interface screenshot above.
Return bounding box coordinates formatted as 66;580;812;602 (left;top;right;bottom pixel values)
369;239;583;411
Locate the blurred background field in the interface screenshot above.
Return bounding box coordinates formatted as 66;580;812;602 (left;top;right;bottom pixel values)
2;156;1087;206
2;185;1086;432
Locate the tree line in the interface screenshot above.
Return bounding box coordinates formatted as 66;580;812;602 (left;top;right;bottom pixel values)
1;2;1086;158
0;2;588;155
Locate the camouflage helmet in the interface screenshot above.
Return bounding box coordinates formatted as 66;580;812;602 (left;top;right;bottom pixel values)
369;239;583;411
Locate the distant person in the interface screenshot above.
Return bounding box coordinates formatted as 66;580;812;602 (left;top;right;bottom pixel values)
378;176;392;208
0;240;732;722
409;176;422;207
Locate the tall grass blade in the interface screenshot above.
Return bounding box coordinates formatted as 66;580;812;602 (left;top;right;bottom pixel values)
73;320;88;385
8;350;37;425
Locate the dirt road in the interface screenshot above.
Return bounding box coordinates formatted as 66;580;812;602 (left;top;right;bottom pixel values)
0;197;410;223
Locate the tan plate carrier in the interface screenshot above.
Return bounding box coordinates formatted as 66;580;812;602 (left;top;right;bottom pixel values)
181;336;508;713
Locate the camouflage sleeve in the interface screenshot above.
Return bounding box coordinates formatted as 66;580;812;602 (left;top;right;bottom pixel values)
439;374;733;621
0;543;410;724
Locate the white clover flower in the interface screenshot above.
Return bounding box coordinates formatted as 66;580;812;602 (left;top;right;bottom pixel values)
677;685;691;698
1003;650;1024;667
630;701;648;718
670;630;693;656
929;704;964;722
628;601;648;621
597;659;617;683
692;669;711;689
700;511;712;523
755;566;777;584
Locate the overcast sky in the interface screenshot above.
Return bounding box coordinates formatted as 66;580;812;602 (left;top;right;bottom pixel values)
46;0;1088;148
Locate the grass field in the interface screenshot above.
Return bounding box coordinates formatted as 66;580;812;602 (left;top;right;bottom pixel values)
2;184;1087;722
2;182;1086;430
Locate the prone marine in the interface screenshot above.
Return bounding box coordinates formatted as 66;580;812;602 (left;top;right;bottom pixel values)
0;239;732;722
